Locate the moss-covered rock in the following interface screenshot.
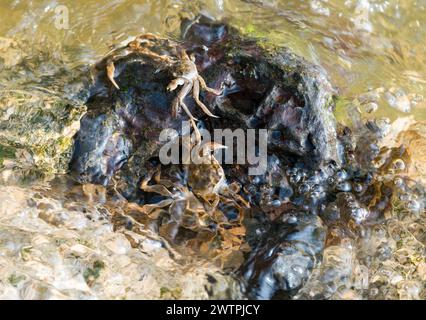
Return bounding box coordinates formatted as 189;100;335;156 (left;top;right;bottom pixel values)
0;37;89;180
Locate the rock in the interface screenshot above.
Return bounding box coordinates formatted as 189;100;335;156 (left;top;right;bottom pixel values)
70;16;341;190
71;45;190;187
70;104;132;187
66;16;342;299
186;17;340;167
0;92;86;178
0;37;89;180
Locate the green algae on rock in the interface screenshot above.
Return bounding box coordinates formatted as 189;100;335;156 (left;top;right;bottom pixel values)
0;90;86;179
0;37;89;180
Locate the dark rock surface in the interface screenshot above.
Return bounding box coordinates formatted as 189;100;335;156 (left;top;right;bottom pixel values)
185;19;340;167
69;16;344;299
70;16;341;188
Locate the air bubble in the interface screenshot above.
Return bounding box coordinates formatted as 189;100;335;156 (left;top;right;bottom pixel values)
365;102;378;113
290;174;301;184
298;183;311;194
286;216;298;224
312;185;325;193
351;207;369;224
392;159;406;171
407;199;420;213
393;177;405;189
307;175;320;185
270;199;282;207
253;176;262;184
399;194;410;201
335;170;348;182
310;191;320;200
353;183;363;193
337;182;352;192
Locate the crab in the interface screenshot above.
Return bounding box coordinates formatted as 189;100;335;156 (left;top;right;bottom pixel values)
97;33;222;142
139;140;228;215
133;165;213;241
104;33;177;90
123;137;250;256
186;141;228;208
166;49;223;141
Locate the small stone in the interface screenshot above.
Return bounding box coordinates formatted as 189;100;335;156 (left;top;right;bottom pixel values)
298;183;311;194
336;182;351;192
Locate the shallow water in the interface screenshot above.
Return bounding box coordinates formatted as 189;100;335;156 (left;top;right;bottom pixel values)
0;0;425;299
1;0;424;120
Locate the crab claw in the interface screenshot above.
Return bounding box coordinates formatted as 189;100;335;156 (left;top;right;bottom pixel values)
106;61;120;89
167;82;177;92
167;78;185;92
209;142;228;151
197;142;227;159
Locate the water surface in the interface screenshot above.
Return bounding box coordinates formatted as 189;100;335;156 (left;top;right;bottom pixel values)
0;0;424;300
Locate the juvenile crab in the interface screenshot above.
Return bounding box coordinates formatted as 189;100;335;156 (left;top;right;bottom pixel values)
186;141;228;208
130;140;249;258
103;33;177;90
140;139;228;214
167;49;223;141
97;33;222;141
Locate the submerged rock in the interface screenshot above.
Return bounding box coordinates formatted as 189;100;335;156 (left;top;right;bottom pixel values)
0;91;85;179
242;212;326;299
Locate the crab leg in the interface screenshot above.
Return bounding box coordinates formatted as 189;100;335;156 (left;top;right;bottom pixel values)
129;39;175;65
192;80;219;118
170;79;196;119
171;97;181;118
137;33;168;41
136;47;176;65
140;173;173;197
143;199;174;215
168;78;186;117
197;75;222;95
171;80;202;141
106;60;120;89
180;99;201;142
